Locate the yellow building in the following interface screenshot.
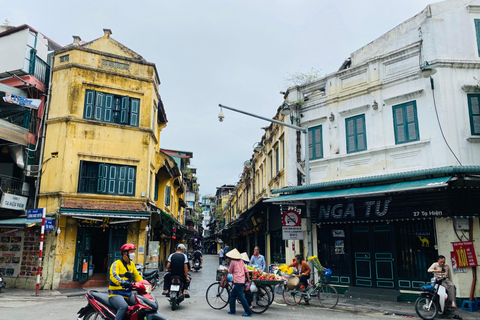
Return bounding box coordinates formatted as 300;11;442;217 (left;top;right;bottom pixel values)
38;29;168;289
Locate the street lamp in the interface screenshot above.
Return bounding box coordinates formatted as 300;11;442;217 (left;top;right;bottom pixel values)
217;103;314;272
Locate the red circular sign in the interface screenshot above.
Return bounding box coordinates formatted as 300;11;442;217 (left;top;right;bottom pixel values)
282;210;301;226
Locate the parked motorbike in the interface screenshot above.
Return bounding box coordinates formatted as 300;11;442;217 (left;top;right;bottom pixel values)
169;275;185;311
136;263;160;291
0;270;5;293
415;277;455;320
77;272;168;320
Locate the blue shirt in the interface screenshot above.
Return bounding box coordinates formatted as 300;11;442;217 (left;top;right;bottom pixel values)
250;254;266;272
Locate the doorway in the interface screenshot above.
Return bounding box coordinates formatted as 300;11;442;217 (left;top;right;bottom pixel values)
352;225;395;288
90;228;109;273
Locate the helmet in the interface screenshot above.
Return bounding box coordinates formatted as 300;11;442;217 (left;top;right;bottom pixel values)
120;243;136;253
177;243;186;250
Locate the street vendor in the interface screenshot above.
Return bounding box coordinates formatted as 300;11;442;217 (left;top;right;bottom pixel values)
288;254;311;290
249;246;266;272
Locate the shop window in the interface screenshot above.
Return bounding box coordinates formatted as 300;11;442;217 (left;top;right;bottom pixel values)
393;101;419;144
467;94;480;135
308;125;323;160
346;115;367;153
78;161;136;196
84;89;140;127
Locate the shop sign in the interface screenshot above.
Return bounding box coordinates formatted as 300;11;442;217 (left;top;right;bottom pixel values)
452;241;478;267
282;210;301;226
314;196;447;223
3;92;41;109
450;251;467;273
282;226;304;240
1;193;28;211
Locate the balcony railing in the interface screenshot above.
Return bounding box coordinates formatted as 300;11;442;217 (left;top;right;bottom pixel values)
29;49;50;87
0;174;27;196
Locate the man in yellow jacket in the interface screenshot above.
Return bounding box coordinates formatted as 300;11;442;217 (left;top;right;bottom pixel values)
109;243;143;320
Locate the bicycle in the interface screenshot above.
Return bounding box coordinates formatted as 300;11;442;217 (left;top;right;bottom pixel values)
282;274;338;308
206;271;272;314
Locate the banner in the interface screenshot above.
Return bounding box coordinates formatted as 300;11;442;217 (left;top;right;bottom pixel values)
3;93;41;109
452;241;478;268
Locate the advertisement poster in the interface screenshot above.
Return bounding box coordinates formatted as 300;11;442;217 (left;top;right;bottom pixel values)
0;228;24;277
335;240;345;254
452;241;478;268
0;227;40;277
450;251;467;273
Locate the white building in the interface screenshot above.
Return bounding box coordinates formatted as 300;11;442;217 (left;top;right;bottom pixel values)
270;0;480;301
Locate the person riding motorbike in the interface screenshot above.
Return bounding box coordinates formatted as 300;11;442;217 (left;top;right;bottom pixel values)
163;243;190;298
193;247;203;268
108;243;143;320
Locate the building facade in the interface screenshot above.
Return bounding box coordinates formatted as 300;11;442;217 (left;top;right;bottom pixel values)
269;0;480;300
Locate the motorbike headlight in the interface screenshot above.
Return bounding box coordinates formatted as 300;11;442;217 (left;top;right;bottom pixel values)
144;284;152;293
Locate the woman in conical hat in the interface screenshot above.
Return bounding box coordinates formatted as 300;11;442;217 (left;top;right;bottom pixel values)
241;252;250;263
227;248;253;316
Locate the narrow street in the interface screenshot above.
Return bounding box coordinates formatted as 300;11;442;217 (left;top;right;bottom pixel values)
0;254;417;319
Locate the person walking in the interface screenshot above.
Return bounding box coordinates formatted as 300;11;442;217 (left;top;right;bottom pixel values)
227;248;253;317
218;246;225;265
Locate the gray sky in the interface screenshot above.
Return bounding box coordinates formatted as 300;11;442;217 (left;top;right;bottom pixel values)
3;0;436;197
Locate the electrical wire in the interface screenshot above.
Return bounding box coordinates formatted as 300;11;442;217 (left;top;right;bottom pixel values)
430;78;463;166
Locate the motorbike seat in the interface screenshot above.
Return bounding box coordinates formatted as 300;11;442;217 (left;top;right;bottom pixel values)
143;269;157;277
421;285;435;292
91;291;116;309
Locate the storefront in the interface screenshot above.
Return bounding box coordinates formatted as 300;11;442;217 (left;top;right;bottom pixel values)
268;167;480;295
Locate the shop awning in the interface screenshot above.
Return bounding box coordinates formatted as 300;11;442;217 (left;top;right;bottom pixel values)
265;176;452;203
0;217;45;227
60;209;150;220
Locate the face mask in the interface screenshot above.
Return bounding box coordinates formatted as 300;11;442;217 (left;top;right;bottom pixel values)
128;253;135;261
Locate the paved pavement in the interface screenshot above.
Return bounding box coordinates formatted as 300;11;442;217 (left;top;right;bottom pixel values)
1;254;479;320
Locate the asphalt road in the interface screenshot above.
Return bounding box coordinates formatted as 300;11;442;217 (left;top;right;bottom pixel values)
0;254;410;319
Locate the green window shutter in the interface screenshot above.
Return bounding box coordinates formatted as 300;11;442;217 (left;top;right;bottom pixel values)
282;140;285;168
346;118;356;153
94;92;104;121
314;127;323;158
107;165;117;194
118;166;127;195
127;167;135;195
78;160;85;192
275;147;279;173
468;94;480;135
475;20;480;57
130;98;140;127
154;177;159;201
84;90;95;119
393;101;419;144
104;94;114;123
120;96;129;124
97;163;107;193
356;116;366;151
165;185;171;206
308;129;313;160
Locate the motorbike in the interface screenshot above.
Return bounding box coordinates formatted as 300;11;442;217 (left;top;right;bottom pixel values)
77;272;168;320
136;263;160;291
169;275;185;311
0;270;5;293
415;277;455;320
192;259;202;272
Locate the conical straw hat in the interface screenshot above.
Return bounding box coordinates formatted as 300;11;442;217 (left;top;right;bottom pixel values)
226;248;242;260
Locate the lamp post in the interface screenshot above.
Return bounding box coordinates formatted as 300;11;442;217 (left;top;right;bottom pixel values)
217;103;314;274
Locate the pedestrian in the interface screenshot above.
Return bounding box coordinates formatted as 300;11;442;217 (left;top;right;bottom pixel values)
218;246;225;265
227;248;253;317
249;246;266;272
224;244;230;254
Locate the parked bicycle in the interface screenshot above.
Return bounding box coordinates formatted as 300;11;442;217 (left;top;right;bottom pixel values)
206;270;272;314
281;271;338;308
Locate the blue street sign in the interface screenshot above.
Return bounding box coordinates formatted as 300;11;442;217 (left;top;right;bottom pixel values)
27;208;44;220
45;219;55;231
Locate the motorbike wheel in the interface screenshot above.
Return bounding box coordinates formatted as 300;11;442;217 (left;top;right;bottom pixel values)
171;296;177;311
83;308;104;320
151;277;158;291
415;296;439;320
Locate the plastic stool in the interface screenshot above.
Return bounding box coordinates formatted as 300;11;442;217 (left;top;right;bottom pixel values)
461;300;477;312
476;300;480;310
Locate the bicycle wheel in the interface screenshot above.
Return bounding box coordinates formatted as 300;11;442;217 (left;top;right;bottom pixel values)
263;284;275;305
206;282;230;310
251;286;270;314
317;284;338;309
282;287;302;306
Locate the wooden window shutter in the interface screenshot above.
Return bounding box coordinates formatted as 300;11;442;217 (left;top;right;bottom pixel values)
104;94;114;123
84;90;95;119
469;94;480;135
94;92;104;121
121;96;130;124
127;167;135;195
130;98;140;127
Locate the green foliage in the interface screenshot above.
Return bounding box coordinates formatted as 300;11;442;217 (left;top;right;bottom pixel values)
284;67;322;87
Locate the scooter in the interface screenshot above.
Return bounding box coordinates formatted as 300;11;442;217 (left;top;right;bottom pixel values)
77;272;168;320
0;270;5;293
169;275;185;311
136;263;160;291
415;277;456;320
193;259;202;272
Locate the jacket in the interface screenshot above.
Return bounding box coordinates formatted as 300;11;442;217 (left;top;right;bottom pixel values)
288;260;311;277
109;259;143;298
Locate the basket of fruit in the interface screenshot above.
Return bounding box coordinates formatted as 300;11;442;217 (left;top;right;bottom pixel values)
251;270;286;285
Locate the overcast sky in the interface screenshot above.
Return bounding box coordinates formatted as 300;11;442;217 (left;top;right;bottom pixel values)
3;0;437;197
